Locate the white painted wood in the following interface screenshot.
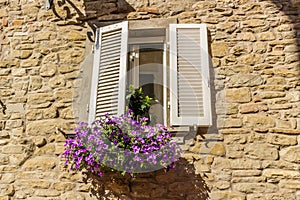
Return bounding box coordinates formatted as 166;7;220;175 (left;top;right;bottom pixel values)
169;24;212;126
163;43;167;126
89;21;128;124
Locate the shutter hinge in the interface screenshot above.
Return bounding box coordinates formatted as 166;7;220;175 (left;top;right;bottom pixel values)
87;104;89;113
167;101;170;109
95;29;100;50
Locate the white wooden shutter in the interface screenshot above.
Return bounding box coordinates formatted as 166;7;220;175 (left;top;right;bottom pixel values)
169;24;212;126
89;21;128;124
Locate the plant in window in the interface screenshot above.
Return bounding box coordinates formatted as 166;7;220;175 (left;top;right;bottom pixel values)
126;85;152;122
62;88;181;178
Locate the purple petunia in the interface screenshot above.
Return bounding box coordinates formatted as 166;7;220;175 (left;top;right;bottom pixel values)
61;110;181;177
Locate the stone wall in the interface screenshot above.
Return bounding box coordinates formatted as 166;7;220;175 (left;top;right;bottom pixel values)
0;0;299;199
0;0;90;199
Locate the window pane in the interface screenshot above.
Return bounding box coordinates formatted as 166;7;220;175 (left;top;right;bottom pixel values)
127;43;164;125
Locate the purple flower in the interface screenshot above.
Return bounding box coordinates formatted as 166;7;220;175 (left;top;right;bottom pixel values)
147;153;157;165
62;109;181;177
132;145;140;154
134;155;142;162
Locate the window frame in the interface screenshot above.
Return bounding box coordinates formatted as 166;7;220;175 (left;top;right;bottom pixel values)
89;20;212;127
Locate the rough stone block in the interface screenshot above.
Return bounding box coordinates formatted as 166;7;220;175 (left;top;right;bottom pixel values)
43;106;58;119
270;128;300;135
280;146;300;163
212;157;231;170
242;19;265;27
26;119;70;136
239;104;259;114
60;107;74;119
26;109;43;120
49;75;66;88
274;67;299;78
40;64;57;77
218;118;243;128
27;93;54;105
209;191;245;200
237;32;256;41
224;135;247;144
35;189;60;197
2;145;24;154
232;170;262;177
279;180;300;189
262;169;300;183
0;8;8;17
232;176;266;183
23;156;57;171
67;31;86;41
233;183;277;194
54;89;74;103
267;134;297;146
5;120;23;129
226;88;251;103
211;42;228;57
35;144;55;156
258;92;286;99
226;145;244;158
0;155;9;165
243;114;275;128
29;76;42;91
11;68;26;76
189;142;225;156
60;192;85;200
15;179;51;189
238;54;263;65
6;103;25;114
257;32;276;41
230;158;262;169
221;128;251;135
244;143;278;160
20;59;39;67
228;74;263;87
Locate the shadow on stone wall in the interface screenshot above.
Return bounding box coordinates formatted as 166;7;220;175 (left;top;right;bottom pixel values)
48;0;299;83
83;158;210;200
48;0;134;42
272;0;300;75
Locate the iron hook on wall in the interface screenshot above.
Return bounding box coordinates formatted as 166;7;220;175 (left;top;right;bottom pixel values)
45;0;54;10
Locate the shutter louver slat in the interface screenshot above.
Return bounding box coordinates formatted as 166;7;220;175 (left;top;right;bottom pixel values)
97;81;119;89
101;49;120;59
101;29;122;38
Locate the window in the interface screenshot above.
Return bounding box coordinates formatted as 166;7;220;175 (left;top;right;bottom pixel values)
89;21;212;127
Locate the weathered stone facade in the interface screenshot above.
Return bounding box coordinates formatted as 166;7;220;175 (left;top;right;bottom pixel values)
0;0;299;199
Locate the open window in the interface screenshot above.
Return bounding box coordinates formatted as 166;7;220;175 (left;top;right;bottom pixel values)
89;21;212;127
